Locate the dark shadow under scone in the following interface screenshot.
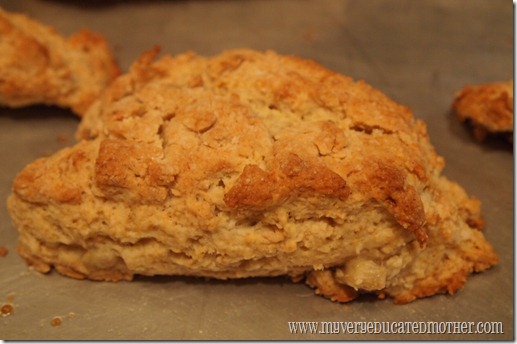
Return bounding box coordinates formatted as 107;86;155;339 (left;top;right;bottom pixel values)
7;48;498;304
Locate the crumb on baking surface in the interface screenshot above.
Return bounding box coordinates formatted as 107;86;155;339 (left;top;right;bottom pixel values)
0;246;8;257
302;27;317;42
49;312;75;327
56;134;69;143
50;316;62;327
1;303;13;317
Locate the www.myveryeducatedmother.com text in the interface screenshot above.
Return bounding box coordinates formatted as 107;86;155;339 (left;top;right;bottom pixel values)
287;321;504;335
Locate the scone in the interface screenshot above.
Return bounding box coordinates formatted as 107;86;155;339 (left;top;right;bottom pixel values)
453;81;513;142
0;7;120;116
8;48;498;304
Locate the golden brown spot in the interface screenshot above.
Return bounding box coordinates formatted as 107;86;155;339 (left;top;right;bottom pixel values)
95;139;176;202
224;165;277;209
128;46;163;86
12;147;86;204
366;163;427;244
224;153;349;210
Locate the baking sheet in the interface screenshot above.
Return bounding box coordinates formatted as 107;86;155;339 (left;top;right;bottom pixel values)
0;0;513;340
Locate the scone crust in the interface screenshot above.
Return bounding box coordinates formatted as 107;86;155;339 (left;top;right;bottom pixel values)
8;48;498;303
0;7;120;115
453;81;513;141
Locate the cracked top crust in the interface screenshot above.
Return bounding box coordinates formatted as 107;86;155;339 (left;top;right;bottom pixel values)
0;7;120;115
75;48;438;243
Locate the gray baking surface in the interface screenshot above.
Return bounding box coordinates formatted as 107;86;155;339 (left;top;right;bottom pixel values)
0;0;513;340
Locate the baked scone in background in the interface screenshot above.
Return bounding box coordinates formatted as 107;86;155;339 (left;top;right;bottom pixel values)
453;81;513;142
7;48;498;304
0;8;120;116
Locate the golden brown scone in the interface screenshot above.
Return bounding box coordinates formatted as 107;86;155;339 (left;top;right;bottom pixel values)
8;48;498;303
0;7;120;116
453;81;513;142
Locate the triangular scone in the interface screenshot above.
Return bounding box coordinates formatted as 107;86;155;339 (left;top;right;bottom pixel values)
0;7;120;116
8;49;498;303
453;81;513;142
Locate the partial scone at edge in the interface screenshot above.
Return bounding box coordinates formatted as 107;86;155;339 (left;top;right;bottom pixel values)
8;49;498;304
453;81;513;142
0;7;120;116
